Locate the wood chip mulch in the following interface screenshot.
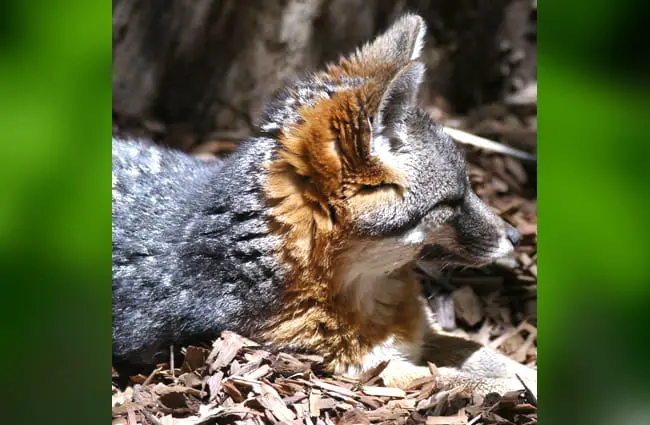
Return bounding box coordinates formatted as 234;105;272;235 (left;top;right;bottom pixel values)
113;331;537;425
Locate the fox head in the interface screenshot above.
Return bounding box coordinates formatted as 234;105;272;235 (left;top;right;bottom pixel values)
260;14;519;285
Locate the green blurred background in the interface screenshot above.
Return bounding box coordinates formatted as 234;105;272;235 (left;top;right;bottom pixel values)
0;0;648;423
540;1;650;423
0;1;110;423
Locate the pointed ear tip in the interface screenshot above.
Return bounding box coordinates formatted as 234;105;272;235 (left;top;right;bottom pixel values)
396;13;426;36
397;14;427;59
402;13;426;29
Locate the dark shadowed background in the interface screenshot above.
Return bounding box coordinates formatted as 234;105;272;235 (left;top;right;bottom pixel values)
112;0;537;152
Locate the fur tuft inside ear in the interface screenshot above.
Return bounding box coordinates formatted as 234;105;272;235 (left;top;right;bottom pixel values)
359;14;427;69
374;61;425;136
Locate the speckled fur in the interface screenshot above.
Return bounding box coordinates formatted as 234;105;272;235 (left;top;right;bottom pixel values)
112;138;289;365
112;14;535;396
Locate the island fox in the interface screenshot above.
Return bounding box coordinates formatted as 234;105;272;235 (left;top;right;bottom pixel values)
112;13;536;396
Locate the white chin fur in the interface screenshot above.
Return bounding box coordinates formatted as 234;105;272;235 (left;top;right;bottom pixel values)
490;234;515;260
400;225;426;245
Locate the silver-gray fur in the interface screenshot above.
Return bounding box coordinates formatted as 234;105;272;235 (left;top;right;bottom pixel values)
112;137;289;367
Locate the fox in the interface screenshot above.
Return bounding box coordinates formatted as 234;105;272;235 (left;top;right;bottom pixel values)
112;14;536;397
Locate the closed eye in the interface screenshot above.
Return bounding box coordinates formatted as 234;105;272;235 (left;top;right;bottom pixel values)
358;182;401;194
436;181;467;209
436;197;463;209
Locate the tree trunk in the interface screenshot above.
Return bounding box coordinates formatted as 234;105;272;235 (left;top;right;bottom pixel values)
112;0;536;150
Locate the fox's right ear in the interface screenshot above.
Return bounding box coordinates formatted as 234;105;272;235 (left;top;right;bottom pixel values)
373;61;425;137
357;14;426;69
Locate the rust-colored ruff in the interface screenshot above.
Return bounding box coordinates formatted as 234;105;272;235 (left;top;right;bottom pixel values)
260;68;421;371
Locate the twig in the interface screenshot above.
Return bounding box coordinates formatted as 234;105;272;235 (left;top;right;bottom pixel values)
170;344;175;379
443;126;536;161
515;373;537;406
467;413;482;425
143;366;163;386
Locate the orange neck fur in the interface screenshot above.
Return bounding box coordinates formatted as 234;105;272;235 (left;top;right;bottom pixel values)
260;84;419;371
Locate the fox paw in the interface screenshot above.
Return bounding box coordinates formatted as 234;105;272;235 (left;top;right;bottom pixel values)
376;350;537;399
435;347;537;398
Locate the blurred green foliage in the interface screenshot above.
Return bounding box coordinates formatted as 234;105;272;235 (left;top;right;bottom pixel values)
540;0;650;423
0;1;110;424
0;0;648;423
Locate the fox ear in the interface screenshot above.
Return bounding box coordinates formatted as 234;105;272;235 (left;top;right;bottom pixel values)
358;14;426;68
373;61;425;137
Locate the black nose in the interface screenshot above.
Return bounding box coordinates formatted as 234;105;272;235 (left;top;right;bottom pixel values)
506;224;520;246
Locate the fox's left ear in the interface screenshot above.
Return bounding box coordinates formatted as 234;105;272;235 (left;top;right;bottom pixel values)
373;61;425;138
358;14;427;70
